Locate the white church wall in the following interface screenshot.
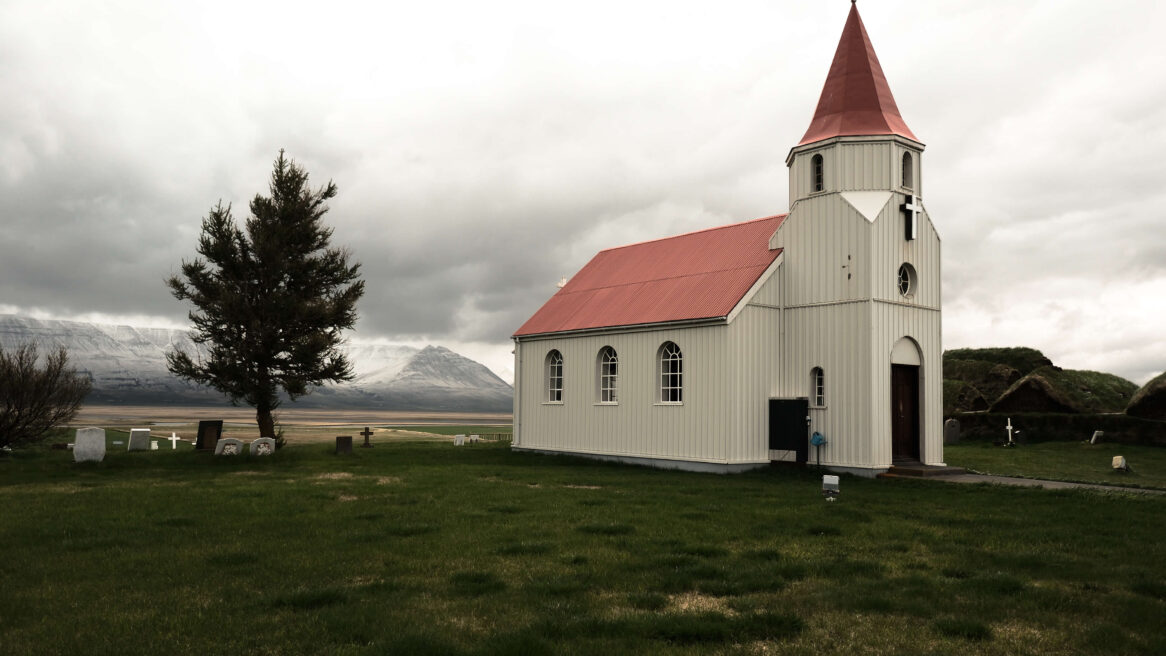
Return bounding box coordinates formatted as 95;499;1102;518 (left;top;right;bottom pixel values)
775;196;872;308
780;302;874;469
514;323;758;465
868;205;941;308
724;301;784;463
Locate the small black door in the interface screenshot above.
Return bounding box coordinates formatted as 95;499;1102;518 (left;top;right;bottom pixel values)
891;365;920;460
769;398;809;464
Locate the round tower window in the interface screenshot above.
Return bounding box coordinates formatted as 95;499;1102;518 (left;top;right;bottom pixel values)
897;264;917;297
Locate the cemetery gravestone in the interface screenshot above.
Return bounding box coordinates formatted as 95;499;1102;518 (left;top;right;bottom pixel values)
360;427;374;448
195;420;224;451
214;438;244;456
74;427;106;463
250;438;275;456
1091;430;1104;445
943;419;960;445
454;434;465;446
127;429;151;451
469;434;481;443
335;436;353;455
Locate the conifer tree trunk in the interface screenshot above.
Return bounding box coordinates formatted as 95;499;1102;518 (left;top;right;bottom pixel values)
256;404;275;438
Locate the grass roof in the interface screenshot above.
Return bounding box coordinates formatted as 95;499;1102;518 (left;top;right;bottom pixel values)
943;347;1052;375
1127;370;1166;420
992;367;1138;414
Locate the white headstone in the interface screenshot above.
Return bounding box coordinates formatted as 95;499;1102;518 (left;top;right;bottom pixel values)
1090;430;1104;445
214;438;244;456
943;419;960;445
454;434;465;446
74;427;106;463
1112;455;1129;471
250;438;276;456
127;428;151;452
150;440;159;450
469;434;481;443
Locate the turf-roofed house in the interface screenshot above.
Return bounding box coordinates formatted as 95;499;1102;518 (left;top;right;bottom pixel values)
512;3;943;476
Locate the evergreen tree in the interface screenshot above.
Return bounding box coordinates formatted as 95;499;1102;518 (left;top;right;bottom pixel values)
167;151;364;441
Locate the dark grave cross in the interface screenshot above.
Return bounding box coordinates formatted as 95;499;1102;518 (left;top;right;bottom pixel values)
335;435;353;455
360;427;374;448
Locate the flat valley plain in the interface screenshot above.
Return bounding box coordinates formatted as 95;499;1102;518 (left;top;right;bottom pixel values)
1;433;1164;655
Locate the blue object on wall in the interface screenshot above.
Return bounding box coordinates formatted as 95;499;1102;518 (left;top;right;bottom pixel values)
810;432;826;446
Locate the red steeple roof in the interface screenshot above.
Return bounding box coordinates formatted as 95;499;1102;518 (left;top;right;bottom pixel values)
514;215;786;337
798;2;918;146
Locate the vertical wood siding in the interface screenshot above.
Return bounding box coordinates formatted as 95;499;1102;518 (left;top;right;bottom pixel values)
515;323;754;464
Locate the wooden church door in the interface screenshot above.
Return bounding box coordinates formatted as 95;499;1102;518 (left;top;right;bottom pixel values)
891;365;920;461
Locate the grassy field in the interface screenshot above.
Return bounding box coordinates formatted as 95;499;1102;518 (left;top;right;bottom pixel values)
2;435;1165;655
945;440;1166;490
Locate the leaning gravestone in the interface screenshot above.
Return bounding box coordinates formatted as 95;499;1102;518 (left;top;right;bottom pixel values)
943;419;960;445
214;438;244;456
127;428;151;451
74;427;106;463
335;436;353;455
250;438;275;456
195;420;224;451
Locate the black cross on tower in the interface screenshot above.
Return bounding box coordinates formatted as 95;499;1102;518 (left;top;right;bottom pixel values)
360;426;374;448
901;194;921;241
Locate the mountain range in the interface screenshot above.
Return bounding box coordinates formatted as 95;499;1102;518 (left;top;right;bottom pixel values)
0;315;513;412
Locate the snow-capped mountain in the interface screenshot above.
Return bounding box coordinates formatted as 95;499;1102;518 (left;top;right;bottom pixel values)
0;315;512;411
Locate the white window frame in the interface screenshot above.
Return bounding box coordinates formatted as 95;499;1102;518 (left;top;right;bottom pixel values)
901;151;914;190
898;263;917;297
545;350;563;403
597;346;618;404
811;367;825;408
658;341;683;404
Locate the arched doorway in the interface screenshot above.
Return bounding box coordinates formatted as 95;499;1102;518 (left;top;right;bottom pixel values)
891;338;923;462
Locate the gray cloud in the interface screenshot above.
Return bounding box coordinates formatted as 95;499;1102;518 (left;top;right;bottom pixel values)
2;0;1165;384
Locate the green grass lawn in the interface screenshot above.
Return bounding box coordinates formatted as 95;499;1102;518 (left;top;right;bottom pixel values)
2;437;1165;655
946;440;1166;490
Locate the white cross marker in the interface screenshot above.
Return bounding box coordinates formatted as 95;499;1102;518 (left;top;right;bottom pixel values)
1005;418;1014;446
901;194;922;240
167;432;182;450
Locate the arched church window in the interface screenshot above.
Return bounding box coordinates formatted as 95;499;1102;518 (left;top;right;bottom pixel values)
811;154;825;193
658;342;683;403
811;367;825;407
545;350;563;403
597;346;618;403
902;152;914;190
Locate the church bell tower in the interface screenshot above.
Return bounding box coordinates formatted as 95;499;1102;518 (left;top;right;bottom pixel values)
774;1;944;471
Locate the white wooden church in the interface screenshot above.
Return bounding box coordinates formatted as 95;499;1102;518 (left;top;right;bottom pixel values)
511;3;943;476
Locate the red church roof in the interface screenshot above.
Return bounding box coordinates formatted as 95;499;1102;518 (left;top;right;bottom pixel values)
798;2;918;146
514;215;786;337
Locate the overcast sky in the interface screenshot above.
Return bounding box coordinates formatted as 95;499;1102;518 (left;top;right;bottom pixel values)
2;0;1164;385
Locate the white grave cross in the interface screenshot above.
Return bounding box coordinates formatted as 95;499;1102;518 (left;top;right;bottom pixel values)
166;432;182;450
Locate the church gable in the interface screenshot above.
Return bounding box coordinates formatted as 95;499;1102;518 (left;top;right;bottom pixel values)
515;215;786;337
